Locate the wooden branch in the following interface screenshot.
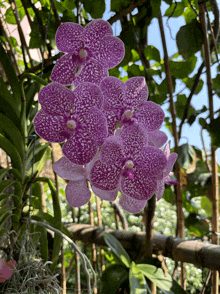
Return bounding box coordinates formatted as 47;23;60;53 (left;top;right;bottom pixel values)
111;200;128;230
65;223;220;271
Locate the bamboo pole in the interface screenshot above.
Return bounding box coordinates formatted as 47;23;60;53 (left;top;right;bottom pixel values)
66;223;220;271
95;196;105;273
197;1;219;293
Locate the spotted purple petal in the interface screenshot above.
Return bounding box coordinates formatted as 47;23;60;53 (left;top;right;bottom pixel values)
92;186;118;201
73;82;103;119
124;77;148;109
73;58;109;87
134;101;164;131
95;35;125;69
119;193;147;213
85;107;107;146
135;146;167;177
100;76;125;110
99;136;124;166
55;22;84;54
34;110;66;143
102;108;122;136
62;128;97;165
53;156;85;181
120;167;157;200
148;130;168;148
83;19;113;52
164;152;178;177
39;82;74;117
120;123;148;160
164;176;179;185
66;179;91;207
89;160;121;191
51;53;79;86
155;180;165;201
163;141;171;158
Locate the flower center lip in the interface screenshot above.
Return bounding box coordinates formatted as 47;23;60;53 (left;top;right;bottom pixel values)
67;119;76;130
79;48;88;59
123;109;133;120
124;160;134;169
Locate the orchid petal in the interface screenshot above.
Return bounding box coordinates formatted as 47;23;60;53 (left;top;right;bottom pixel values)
164;152;178;177
155;180;165;201
148;130;168;148
53;156;85;181
39;82;74;117
119;193;147;213
85;107;108;146
34;110;67;143
163;141;171;158
124;77;148;109
92;186;118;201
102;108;122;136
73;58;109;87
62;128;97;165
51;53;79;86
95;35;125;69
134;101;165;131
55;22;84;54
83;19;113;51
99;136;124;166
90;160;121;191
66;180;91;207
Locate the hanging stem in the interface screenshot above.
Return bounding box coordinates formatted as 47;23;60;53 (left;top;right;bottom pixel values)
158;11;185;289
197;1;219;293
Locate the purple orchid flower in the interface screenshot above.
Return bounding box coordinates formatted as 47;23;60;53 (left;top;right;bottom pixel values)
99;76;165;136
34;82;107;165
89;123;167;213
155;141;179;200
51;19;125;86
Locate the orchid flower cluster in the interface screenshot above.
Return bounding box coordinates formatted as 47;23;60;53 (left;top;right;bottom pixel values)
34;19;178;213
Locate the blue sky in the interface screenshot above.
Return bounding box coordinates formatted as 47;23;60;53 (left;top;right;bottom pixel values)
103;0;220;164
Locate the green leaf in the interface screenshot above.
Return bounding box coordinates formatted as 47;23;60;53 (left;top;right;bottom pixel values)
177;143;195;170
129;262;149;294
27;145;51;176
176;19;204;59
127;64;145;78
0;169;10;182
201;196;212;217
0;180;17;194
83;0;105;18
138;264;187;293
207;117;220;148
174;94;195;120
0;228;9;237
187;105;207;126
164;2;185;17
0;113;24;161
63;0;76;10
5;7;16;24
100;263;129;294
103;232;131;267
120;23;138;49
145;45;161;62
8;36;18;48
182;75;204;95
111;0;132;12
0;135;23;173
29;27;44;49
169;56;197;79
185;213;209;237
183;7;197;23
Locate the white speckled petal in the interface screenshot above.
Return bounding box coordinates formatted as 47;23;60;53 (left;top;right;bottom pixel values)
90;160;121;191
34;110;66;143
163;141;171;158
73;58;109;87
100;76;125;110
53;156;85;181
73;82;103;119
135;101;165;131
85;107;108;146
102;108;123;136
119;193;147;213
163;152;178;178
120;167;157;200
124;77;148;109
39;82;74;117
94;35;125;69
51;53;79;86
155;180;165;201
66;179;91;207
83;19;113;51
120;123;148;160
62;128;98;165
99;136;124;166
148;130;168;148
55;22;84;53
135;146;167;177
91;185;118;201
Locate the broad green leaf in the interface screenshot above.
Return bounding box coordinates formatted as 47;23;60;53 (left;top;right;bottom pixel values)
129;262;149;294
29;27;44;49
111;0;132;12
0;193;11;203
0;169;10;182
26;142;50;171
145;45;161;62
138;264;187;293
169;56;197;79
185;213;209;237
127;64;145;78
207;117;220;148
120;23;137;49
151;0;161;18
100;263;129;294
103;232;131;267
5;7;17;24
182;76;204;95
177;143;195;170
0;228;9;237
176;19;204;59
183;7;197;23
0;113;24;161
174;94;195;120
201;196;212;217
0;135;23;173
83;0;105;18
187;105;207;126
0;179;17;194
0;206;14;219
27;145;51;176
164;2;185;17
63;0;76;10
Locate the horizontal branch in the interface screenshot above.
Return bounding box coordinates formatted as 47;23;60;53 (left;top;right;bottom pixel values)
66;223;220;271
